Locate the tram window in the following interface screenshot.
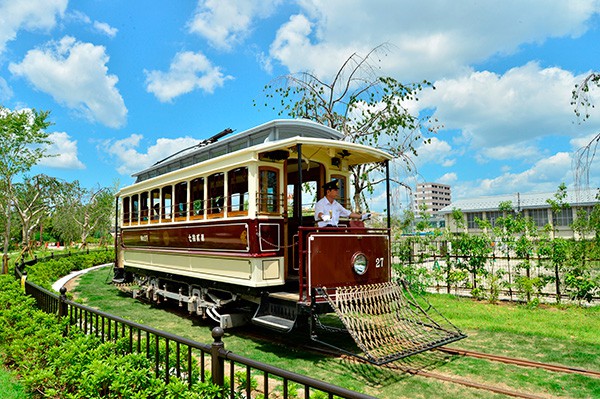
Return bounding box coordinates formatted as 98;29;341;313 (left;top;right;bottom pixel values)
175;181;188;220
161;186;172;221
287;181;317;218
259;167;279;214
140;191;149;223
150;189;160;221
123;196;130;224
331;175;347;208
131;194;139;224
190;177;204;218
228;167;248;215
208;172;224;217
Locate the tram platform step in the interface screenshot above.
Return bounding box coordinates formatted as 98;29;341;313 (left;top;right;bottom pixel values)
251;315;295;332
252;294;298;332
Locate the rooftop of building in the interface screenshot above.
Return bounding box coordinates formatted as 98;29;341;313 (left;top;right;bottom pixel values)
437;189;599;214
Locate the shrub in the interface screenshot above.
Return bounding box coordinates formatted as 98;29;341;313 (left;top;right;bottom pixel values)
2;253;226;398
23;250;114;289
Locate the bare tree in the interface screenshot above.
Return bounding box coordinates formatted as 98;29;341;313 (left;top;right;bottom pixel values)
0;107;52;273
12;174;62;258
258;44;437;212
571;72;600;188
53;182;116;248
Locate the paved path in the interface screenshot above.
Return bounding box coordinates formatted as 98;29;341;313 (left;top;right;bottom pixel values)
51;263;111;292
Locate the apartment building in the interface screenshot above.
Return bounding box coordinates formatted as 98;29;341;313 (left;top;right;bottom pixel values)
413;182;452;215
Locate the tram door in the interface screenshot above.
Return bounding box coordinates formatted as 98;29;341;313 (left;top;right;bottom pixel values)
286;160;324;276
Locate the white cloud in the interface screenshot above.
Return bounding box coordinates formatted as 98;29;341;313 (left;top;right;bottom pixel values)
39;132;85;169
438;172;458;185
442;159;456;167
67;11;118;38
269;1;600;81
145;51;233;102
413;137;456;168
570;131;600;150
189;0;282;50
9;36;127;128
455;152;574;199
479;144;542;162
93;21;118;38
415;63;600;159
270;14;357;78
254;47;274;74
0;77;13;101
0;0;67;54
68;10;91;24
104;134;200;175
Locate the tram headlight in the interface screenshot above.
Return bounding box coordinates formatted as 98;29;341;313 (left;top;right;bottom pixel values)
352;253;368;275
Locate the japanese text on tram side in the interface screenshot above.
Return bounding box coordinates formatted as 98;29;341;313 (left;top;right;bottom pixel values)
188;233;204;243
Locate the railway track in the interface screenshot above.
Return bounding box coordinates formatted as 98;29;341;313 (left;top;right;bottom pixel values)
305;340;599;399
379;345;600;399
436;346;600;379
386;365;548;399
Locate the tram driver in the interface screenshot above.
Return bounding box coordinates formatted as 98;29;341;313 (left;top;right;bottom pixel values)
315;180;371;227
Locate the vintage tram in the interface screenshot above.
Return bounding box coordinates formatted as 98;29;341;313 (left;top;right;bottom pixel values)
113;119;464;364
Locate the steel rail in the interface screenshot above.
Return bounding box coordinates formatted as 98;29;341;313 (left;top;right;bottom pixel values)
307;346;551;399
392;366;548;399
437;346;600;379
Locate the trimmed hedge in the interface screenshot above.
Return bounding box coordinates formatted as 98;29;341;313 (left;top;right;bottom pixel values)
2;254;225;398
24;250;115;290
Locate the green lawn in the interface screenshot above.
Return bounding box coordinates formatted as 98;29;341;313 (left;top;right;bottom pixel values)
0;368;28;399
71;266;600;399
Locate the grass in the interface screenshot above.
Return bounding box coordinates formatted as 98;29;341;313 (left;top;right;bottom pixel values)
429;294;599;344
0;368;28;399
71;266;600;399
428;294;600;371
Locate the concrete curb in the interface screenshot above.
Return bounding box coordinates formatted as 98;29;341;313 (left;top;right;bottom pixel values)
52;263;112;292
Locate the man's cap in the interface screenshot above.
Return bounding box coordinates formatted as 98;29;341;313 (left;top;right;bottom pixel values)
322;180;339;190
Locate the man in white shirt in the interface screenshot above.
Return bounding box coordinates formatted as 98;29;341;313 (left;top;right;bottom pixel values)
314;180;370;227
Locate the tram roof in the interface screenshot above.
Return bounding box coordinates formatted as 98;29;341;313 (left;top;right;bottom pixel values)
131;119;392;183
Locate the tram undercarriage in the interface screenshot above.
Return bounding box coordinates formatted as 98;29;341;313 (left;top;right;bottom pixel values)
121;268;268;329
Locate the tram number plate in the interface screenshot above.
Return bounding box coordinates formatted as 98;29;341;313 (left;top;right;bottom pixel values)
376;257;384;268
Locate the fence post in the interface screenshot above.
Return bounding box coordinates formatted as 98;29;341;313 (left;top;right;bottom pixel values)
507;252;513;301
211;327;225;387
58;287;68;318
58;287;69;336
554;251;561;304
20;270;27;291
525;253;531;303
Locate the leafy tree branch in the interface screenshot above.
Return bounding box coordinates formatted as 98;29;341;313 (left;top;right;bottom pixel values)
256;44;437;211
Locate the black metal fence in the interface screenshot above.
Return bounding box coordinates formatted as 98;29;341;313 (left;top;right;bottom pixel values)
393;239;600;303
15;255;376;399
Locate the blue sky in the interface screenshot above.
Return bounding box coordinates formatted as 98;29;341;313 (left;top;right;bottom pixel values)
1;0;600;213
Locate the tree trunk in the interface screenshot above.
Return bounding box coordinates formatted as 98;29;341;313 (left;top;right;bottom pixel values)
21;217;31;252
1;253;8;275
80;213;90;248
353;191;361;213
2;196;12;274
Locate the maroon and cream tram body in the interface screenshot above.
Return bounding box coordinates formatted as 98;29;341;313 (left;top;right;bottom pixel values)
114;119;464;364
